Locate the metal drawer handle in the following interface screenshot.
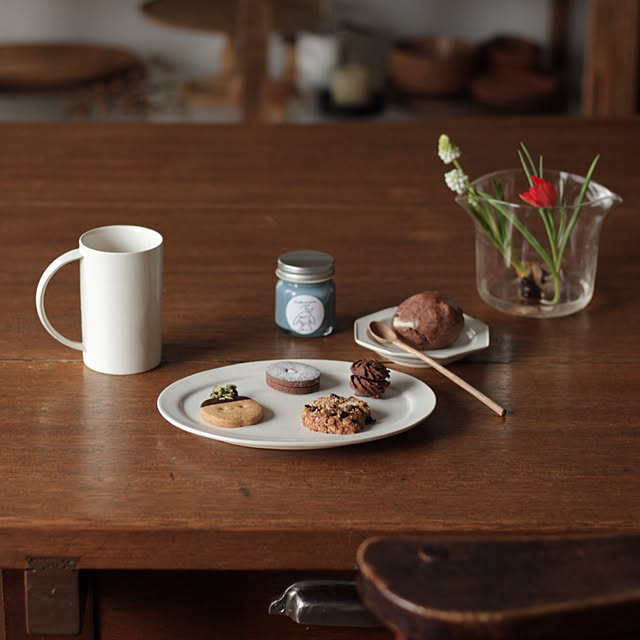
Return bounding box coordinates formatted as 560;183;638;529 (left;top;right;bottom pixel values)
269;579;380;627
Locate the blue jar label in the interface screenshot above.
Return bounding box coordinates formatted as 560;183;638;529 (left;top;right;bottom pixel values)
285;295;325;335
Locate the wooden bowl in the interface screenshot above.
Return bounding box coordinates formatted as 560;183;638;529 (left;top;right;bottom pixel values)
485;35;539;71
0;43;139;91
390;36;476;97
470;70;559;112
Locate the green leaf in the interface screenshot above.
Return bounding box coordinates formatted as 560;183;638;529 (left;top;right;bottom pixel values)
479;190;555;278
520;143;538;179
491;179;507;242
558;154;600;259
518;150;533;186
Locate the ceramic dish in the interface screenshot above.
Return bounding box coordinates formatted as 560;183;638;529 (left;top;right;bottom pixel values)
353;307;489;367
157;359;436;450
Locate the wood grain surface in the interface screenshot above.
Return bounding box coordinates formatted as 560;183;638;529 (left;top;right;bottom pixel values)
0;119;639;578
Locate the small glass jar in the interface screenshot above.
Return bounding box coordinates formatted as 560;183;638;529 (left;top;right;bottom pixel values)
275;250;335;337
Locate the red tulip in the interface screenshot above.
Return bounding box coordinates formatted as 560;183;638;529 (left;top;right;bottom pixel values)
519;176;558;207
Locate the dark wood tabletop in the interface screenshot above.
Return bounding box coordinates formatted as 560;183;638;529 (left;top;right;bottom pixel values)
1;118;639;637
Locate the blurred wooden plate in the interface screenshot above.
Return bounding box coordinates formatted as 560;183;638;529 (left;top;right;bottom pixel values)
470;71;559;112
0;43;139;91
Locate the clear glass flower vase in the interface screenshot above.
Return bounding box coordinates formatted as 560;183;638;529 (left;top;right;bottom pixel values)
456;169;622;318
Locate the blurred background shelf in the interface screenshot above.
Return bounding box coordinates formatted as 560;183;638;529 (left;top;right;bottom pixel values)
0;0;637;122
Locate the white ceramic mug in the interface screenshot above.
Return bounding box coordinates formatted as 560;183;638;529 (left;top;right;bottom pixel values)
35;225;163;375
296;32;339;91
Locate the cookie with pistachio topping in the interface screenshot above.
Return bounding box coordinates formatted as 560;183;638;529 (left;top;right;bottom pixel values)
200;384;264;428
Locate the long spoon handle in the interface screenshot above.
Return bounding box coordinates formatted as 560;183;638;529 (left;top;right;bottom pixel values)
392;339;506;416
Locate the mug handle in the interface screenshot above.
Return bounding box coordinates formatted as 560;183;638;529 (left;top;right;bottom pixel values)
35;249;83;351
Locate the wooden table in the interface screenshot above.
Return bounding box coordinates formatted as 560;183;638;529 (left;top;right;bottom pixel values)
1;119;639;639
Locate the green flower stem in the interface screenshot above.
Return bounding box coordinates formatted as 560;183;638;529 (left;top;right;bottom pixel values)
468;209;527;277
557;155;600;265
479;194;555;268
452;157;519;271
551;271;562;304
557;190;567;244
490;179;509;243
540;207;559;268
475;190;506;245
519;146;560;277
479;192;562;302
519;144;537;177
466;198;528;278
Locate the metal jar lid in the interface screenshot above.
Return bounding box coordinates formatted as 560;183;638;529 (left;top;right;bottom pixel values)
276;250;335;284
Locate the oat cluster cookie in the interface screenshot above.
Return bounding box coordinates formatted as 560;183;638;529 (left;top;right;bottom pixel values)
302;393;374;435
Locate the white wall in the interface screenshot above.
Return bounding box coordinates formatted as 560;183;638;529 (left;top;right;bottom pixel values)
0;0;577;63
334;0;551;43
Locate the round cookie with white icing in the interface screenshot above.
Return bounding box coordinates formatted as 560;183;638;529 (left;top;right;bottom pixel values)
266;361;321;394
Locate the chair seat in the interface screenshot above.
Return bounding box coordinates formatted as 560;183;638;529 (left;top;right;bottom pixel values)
357;534;640;640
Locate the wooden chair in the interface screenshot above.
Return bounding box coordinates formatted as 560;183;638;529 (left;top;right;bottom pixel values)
357;535;640;640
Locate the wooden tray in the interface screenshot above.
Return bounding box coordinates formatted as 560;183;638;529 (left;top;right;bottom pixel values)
0;43;139;91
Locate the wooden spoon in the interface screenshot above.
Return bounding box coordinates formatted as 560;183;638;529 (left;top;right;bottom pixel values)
368;320;506;416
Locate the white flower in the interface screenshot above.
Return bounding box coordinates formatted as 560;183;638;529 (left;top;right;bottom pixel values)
467;191;480;208
444;168;469;194
438;134;461;164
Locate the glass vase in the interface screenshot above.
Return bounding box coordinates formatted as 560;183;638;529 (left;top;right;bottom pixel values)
456;169;622;318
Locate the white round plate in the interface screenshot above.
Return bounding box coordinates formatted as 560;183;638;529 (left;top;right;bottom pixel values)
353;307;489;367
157;359;436;450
